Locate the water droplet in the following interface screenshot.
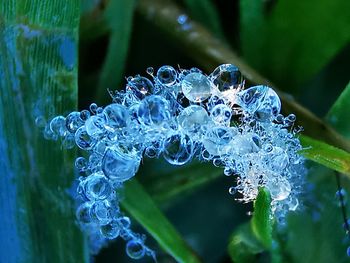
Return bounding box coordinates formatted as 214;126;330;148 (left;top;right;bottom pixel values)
102;148;141;182
146;67;154;75
163;133;193;165
126;240;146;259
83;173;112;200
49;116;66;136
137;95;171;126
126;76;154;99
75;157;87;171
156;65;177;86
102;103;129;132
90;200;112;225
66;111;84;133
100;220;120;239
76;202;93;224
75;126;95;150
181;72;212;102
80;110;91;121
203;127;234;156
268;177;291;201
229;186;237;195
177;105;211;138
85;115;106;138
90;103;98;114
237;85;281;121
62;133;75;149
210;64;243;91
210;104;232;125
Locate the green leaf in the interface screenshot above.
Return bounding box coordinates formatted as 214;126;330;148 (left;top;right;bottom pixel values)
326;81;350;139
96;0;136;103
228;224;264;263
240;0;350;89
121;179;202;263
228;188;273;262
299;135;350;175
251;188;273;249
183;0;225;39
0;1;86;262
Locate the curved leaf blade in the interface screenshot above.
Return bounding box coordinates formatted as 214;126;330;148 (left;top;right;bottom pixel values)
300;135;350;175
121;179;202;263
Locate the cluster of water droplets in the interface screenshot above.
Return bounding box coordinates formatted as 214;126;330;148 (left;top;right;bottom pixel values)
43;63;306;258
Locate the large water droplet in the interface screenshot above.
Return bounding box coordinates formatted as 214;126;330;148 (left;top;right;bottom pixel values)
66;111;84;133
177;105;211;139
163;133;193;165
181;72;212;102
137;95;171;126
210;64;242;92
102;148;140;182
237;85;281;121
83;173;112;200
157;65;177;86
49;116;66;136
126;76;154;99
75;126;95;150
103;103;129;132
85;115;106;138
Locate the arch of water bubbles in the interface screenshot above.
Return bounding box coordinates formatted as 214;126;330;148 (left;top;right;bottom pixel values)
44;64;306;259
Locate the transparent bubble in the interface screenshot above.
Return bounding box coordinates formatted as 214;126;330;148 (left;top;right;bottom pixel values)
210;104;232;125
146;67;154;75
126;240;146;259
268;177;291;201
229;186;237;195
137;95;171;126
66;111;84;133
209;64;242;92
75;157;88;171
102;148;141;182
90;103;98;114
118;216;131;228
100;220;120;239
43;124;57;140
268;147;289;171
202;127;234;156
75;126;95;150
85;115;106;138
126;76;154;99
157;65;177;86
90;200;112;225
62;133;75;149
163;133;193;165
83;173;112;200
103;103;129;132
49;116;66;136
181;72;212;102
230;133;261;154
80;109;91;121
76;202;93;224
177;105;211;138
237;85;281;121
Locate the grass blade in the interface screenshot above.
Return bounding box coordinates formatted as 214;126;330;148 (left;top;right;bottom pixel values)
0;1;85;262
251;188;272;249
121;179;202;263
326;81;350;139
300;135;350;176
96;0;136;103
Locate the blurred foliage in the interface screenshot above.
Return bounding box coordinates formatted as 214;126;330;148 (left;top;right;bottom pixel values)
1;0;350;262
